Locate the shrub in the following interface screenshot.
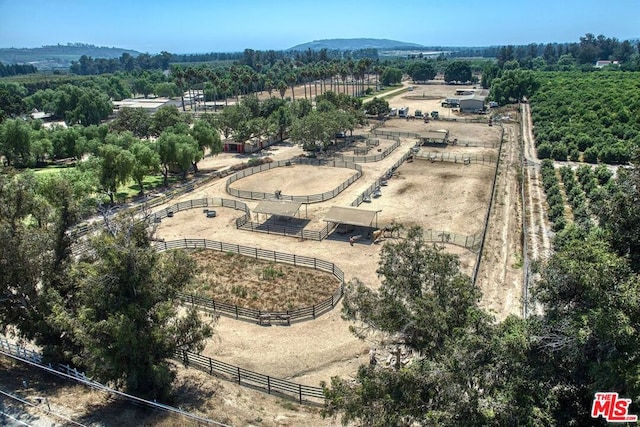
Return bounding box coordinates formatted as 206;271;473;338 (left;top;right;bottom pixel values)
583;146;599;163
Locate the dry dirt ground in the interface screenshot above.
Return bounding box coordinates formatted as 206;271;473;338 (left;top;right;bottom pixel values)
2;82;525;426
152;84;507;399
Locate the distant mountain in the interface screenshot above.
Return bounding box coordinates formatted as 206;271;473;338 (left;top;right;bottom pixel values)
288;38;424;51
0;43;140;70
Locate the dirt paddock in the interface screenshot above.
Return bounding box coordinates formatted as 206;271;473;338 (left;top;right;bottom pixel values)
147;82;511;413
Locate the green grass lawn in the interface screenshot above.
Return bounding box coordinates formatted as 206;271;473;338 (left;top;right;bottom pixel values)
32;164;181;203
115;174;180;201
32;164;76;176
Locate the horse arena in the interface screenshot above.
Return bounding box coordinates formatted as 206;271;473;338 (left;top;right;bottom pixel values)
149;84;511;421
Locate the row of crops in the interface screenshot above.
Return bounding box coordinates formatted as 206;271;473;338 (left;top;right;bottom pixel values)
540;159;614;231
530;71;640;164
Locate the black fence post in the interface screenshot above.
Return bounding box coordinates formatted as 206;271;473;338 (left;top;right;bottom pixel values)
209;357;213;375
237;367;241;384
235;305;239;320
299;384;303;403
267;376;271;394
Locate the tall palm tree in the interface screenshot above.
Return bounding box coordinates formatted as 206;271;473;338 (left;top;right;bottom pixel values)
346;60;355;97
300;67;309;100
277;81;287;99
312;65;319;99
340;64;349;95
171;65;186;111
286;72;297;101
219;79;230;106
362;58;373;92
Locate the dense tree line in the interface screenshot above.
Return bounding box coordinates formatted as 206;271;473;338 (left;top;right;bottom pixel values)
0;61;37;77
67;47;381;75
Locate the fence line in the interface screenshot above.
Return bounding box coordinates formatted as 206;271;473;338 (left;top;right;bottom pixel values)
70;170;227;239
149;197;249;223
226;158;363;203
414;151;497;166
350;149;412;207
0;337;324;406
176;350;324;403
154;238;345;322
472;125;505;285
335;139;401;163
371;129;497;148
420;229;483;252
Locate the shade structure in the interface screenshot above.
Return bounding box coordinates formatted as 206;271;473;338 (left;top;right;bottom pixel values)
323;206;380;228
253;200;302;218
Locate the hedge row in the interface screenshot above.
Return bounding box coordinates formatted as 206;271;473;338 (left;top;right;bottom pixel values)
540;159;566;231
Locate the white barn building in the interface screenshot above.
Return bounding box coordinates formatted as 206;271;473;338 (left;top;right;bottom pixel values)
459;93;486;113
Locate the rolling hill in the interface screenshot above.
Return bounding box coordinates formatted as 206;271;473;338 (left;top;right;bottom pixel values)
0;43;140;70
288;38;424;51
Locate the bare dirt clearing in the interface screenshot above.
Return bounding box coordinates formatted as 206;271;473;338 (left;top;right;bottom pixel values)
369;160;494;235
188;250;338;311
228;164;359;197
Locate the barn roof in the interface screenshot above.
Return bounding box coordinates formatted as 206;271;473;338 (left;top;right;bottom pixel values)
253;200;302;217
459;93;486;102
323;206;380;228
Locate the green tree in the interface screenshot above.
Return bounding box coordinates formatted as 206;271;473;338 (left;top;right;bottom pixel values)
269;106;292;142
96;144;135;204
489;69;539;105
130;142;160;195
0;118;32;166
151;105;188;137
406;61;436;82
597;158;640;270
70;215;213;399
363;97;390;117
323;227;501;426
0;87;27;122
530;232;640;424
189;119;222;172
156;131;200;183
110;107;153;138
380;67;402;86
444;60;472;83
0;171;51;336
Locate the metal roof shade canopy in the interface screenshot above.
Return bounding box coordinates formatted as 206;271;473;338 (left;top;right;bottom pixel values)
323;206;381;228
253;200;305;218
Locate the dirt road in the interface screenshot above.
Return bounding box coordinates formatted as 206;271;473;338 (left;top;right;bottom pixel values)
474;122;524;320
521;103;552;261
521;103;553;317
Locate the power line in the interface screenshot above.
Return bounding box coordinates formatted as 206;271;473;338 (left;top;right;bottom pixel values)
0;409;34;427
0;388;86;427
0;347;232;427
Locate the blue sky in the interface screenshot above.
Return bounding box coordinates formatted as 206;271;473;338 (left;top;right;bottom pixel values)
1;0;638;53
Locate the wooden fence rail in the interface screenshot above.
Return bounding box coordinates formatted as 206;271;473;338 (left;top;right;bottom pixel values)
414;151;497;166
0;337;325;405
155;239;345;322
177;350;325;403
335;140;401;163
226;158;363;203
